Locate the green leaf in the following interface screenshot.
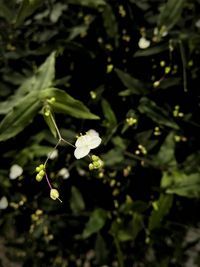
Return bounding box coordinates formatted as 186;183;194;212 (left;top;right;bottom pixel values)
158;77;181;90
0;52;56;115
115;69;148;95
101;4;119;46
95;234;108;265
40;88;99;119
138;97;179;129
0;92;41;142
161;171;200;198
15;0;46;26
154;132;177;167
102;148;124;167
134;43;169;57
0;1;14;22
158;0;185;32
148;194;173;231
101;98;117;127
70;186;85;214
43;111;57;138
82;209;107;238
110;213;143;242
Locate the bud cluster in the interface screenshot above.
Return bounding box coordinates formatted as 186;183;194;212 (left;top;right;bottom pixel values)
35;164;45;182
89;155;104;170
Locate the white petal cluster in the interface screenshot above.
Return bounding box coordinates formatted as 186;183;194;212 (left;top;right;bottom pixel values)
138;37;150;49
58;168;70;179
9;164;23;180
74;129;102;159
0;196;8;209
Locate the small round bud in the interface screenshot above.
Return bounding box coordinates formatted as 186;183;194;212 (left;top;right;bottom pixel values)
39;164;44;170
89;163;94;171
39;170;45;177
90;91;96;99
160;61;166;67
91;155;99;161
35;166;40;172
165;66;171;74
50;189;60;200
36;173;43;182
153;81;160;88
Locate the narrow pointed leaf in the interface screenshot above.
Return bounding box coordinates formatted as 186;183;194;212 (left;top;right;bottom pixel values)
40;88;100;119
0;92;41;141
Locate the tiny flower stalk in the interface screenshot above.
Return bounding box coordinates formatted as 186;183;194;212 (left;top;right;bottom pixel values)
35;164;62;202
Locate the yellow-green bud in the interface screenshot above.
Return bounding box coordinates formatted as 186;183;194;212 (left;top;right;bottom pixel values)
39;170;45;177
39;164;44;170
50;189;59;200
89;163;94;170
36;173;43;182
36;166;40;172
160;61;165;67
90;91;96;99
165;66;171;74
91;155;99;161
153;81;160;88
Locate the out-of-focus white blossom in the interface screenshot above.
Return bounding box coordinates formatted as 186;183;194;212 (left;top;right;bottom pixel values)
58;168;70;179
138;37;150;49
0;196;8;209
9;164;23;180
74;129;101;159
48;149;58;159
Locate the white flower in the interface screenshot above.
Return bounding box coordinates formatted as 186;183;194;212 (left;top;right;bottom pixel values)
9;164;23;180
50;188;60;200
48;149;58;160
58;168;70;179
0;196;8;209
74;129;102;159
195;19;200;28
138;37;150;49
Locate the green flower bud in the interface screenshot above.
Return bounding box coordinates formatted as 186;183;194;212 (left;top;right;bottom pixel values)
39;164;44;170
35;166;40;172
36;173;43;182
89;163;94;170
39;170;45;177
91;155;99;161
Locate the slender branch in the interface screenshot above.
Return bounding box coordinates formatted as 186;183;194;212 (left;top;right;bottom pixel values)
179;40;188;93
44;139;62;166
61;138;76;148
49;113;62;140
114;238;124;267
45;172;52;189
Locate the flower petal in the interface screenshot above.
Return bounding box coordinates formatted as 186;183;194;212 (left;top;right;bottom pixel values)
88;135;102;149
9;164;23;180
86;129;99;137
74;146;90;159
75;135;91;147
0;196;8;209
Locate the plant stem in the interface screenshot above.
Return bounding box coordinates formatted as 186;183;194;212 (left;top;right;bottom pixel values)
45;172;52;189
114;238;124;267
179;40;187;93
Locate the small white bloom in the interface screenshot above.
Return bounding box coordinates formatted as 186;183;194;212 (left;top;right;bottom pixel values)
195;19;200;28
74;129;101;159
58;168;70;179
138;37;150;49
48;149;58;160
0;196;8;209
50;188;60;200
9;164;23;180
